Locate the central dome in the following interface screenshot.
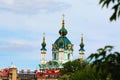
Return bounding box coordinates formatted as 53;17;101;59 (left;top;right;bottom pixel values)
59;27;67;36
54;36;71;49
52;15;73;50
59;19;67;36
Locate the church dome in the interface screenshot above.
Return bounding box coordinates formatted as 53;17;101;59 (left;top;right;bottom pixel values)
52;14;73;50
59;27;67;36
59;20;67;36
41;34;47;51
79;34;85;51
54;36;72;49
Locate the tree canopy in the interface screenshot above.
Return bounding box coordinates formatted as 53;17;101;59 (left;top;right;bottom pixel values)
60;59;87;75
59;45;120;80
88;45;120;80
99;0;120;21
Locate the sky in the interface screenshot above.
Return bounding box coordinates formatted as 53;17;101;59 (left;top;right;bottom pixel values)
0;0;120;70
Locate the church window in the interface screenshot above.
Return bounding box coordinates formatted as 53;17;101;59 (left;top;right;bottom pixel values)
68;54;70;59
54;53;57;60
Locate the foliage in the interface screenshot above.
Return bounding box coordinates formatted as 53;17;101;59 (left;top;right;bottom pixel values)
58;59;88;80
70;65;101;80
99;0;120;21
59;45;120;80
60;59;88;75
58;74;70;80
88;45;120;80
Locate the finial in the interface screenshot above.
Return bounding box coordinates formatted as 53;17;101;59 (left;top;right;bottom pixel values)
62;14;65;20
43;32;45;41
10;62;16;68
59;14;67;36
11;62;13;67
62;14;65;27
43;32;45;36
81;34;83;43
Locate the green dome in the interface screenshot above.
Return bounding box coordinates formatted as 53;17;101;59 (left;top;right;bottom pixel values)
79;42;85;51
79;34;85;51
80;42;84;48
59;26;67;36
54;36;72;49
59;17;67;36
41;41;46;50
41;36;47;51
52;15;72;50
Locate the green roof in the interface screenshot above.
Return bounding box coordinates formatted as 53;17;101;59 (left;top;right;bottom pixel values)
52;16;73;50
59;26;67;36
54;36;72;49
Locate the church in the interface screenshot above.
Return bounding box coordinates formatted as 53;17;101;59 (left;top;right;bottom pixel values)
0;15;85;80
39;14;85;70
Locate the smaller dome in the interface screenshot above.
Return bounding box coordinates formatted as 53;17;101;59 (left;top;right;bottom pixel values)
41;35;47;51
59;16;67;36
79;34;85;51
41;42;46;50
42;41;46;48
80;42;84;48
59;27;67;36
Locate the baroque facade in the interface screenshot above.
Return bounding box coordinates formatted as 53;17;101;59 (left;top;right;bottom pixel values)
39;15;85;70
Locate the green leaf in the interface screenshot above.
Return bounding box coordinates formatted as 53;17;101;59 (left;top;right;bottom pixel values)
99;0;104;4
110;4;119;21
106;0;112;8
118;8;120;17
101;0;111;8
99;0;120;21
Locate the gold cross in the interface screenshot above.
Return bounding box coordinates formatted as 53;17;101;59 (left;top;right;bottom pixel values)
62;14;65;20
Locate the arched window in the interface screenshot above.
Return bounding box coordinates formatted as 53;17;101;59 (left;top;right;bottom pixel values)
68;54;70;59
54;53;56;60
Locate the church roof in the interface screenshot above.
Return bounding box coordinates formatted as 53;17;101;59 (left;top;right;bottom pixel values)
53;15;73;50
54;36;72;49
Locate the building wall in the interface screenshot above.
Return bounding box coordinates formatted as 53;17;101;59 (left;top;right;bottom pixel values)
9;68;17;80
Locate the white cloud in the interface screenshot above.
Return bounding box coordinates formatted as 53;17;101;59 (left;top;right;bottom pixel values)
0;38;39;52
0;0;71;14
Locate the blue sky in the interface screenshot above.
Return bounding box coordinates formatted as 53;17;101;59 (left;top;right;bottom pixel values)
0;0;120;70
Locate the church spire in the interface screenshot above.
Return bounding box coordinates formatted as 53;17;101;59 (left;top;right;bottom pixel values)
79;34;85;51
40;33;47;65
59;14;68;36
41;33;47;51
10;62;16;68
79;34;85;60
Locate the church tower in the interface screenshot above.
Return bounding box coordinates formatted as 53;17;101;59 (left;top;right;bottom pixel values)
40;33;47;65
79;34;85;60
9;63;17;80
52;14;73;64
